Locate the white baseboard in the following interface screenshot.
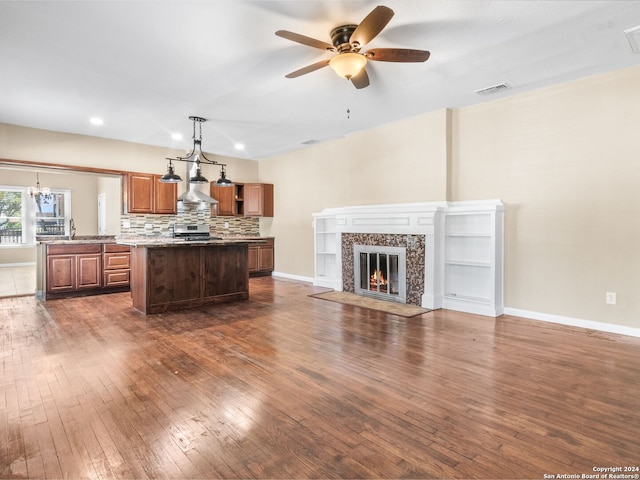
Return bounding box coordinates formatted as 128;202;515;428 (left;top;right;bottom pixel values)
0;262;36;268
504;307;640;338
262;273;640;339
271;271;314;284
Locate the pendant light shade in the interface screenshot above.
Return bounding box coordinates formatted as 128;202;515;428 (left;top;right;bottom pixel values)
159;159;182;183
215;165;233;186
188;159;209;184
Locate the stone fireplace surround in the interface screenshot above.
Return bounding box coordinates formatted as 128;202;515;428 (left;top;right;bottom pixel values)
343;233;424;305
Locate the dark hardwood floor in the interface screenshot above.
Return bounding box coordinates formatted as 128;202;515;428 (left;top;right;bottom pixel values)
1;277;639;479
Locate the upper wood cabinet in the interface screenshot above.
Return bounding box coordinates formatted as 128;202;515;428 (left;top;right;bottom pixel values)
210;184;237;216
244;183;273;217
126;173;177;214
210;182;273;217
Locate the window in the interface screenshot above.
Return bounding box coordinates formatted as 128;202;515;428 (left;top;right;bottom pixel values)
35;192;68;237
0;186;71;246
0;188;24;245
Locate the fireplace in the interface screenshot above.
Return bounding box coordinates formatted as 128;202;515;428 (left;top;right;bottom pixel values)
354;245;407;303
313;201;503;315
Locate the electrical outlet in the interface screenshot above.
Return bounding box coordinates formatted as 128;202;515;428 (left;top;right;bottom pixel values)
606;292;617;305
145;223;153;230
224;222;229;229
122;220;131;228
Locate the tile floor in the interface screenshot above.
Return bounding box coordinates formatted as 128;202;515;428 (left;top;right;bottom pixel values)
0;265;36;297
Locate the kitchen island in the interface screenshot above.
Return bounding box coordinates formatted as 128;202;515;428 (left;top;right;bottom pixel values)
118;237;255;314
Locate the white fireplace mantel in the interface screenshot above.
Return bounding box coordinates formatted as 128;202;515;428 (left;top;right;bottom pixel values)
312;200;504;316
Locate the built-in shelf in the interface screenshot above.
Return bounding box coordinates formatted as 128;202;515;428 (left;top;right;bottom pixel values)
442;202;504;316
313;215;341;289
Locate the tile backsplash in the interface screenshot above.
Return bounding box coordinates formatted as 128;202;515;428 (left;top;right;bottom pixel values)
121;207;259;237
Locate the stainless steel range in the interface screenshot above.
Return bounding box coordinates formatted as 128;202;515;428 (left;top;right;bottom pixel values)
173;223;219;241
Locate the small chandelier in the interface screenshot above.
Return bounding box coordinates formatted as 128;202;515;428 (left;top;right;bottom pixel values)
160;116;233;186
28;173;51;199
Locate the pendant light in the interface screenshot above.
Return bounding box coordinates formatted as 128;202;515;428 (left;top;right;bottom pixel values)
160;116;233;186
189;157;209;184
215;164;232;186
160;158;182;183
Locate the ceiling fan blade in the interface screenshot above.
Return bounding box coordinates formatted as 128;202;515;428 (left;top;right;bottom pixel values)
365;48;431;62
285;59;331;78
275;30;335;51
350;6;394;47
350;68;370;89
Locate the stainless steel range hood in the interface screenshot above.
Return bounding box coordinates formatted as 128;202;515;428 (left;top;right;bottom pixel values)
177;158;218;204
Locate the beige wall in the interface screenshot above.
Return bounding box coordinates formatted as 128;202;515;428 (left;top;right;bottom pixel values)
258;108;449;277
451;65;640;328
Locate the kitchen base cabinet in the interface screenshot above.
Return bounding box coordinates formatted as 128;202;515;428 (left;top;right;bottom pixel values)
104;244;131;287
44;242;130;299
248;238;274;277
47;244;102;295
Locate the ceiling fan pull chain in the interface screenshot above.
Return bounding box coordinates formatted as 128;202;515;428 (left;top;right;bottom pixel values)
345;77;353;120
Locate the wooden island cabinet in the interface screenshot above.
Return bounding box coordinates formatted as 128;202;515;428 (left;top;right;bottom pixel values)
125;240;252;314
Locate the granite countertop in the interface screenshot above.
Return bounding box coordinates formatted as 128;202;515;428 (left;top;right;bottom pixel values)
39;235;271;246
37;235;117;244
116;237;267;247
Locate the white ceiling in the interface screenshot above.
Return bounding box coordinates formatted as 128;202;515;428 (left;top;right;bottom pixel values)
1;1;639;161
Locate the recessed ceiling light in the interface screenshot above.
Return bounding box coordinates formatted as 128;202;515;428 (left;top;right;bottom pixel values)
89;117;104;126
171;133;183;141
234;143;245;151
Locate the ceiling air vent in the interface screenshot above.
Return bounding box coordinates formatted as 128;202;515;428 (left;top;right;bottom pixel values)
624;26;640;54
474;83;509;96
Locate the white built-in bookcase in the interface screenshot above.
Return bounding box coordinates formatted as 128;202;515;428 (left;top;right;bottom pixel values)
312;214;342;290
442;202;504;317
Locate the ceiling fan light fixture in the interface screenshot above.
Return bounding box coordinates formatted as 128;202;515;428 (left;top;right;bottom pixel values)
329;52;367;79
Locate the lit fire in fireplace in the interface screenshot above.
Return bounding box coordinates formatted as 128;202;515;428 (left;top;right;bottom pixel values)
370;270;388;291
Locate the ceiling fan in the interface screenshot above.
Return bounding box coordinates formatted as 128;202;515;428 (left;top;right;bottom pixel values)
275;5;430;89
